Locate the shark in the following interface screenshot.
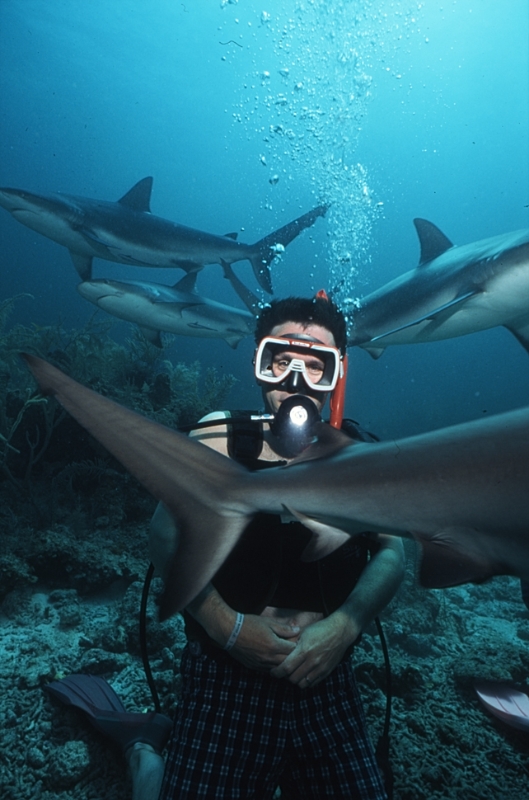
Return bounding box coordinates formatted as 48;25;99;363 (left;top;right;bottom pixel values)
346;219;529;358
0;177;328;293
23;353;529;622
77;272;255;349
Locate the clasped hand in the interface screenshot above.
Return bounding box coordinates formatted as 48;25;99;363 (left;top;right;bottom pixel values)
229;612;359;687
270;613;358;687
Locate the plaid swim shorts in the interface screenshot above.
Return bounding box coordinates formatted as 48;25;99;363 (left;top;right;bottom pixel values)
160;644;386;799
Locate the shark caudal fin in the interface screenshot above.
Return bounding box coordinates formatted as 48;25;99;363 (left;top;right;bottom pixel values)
21;354;255;618
250;204;329;294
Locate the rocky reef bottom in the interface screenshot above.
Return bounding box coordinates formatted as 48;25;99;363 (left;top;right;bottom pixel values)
1;520;528;800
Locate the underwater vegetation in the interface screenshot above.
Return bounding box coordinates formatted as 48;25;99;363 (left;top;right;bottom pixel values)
0;295;236;589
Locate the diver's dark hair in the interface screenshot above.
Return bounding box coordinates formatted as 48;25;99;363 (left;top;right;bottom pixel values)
255;296;347;354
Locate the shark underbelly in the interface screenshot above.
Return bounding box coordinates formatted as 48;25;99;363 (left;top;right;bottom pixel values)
10;210;102;256
88;226;248;268
95;295;251;339
360;259;529;347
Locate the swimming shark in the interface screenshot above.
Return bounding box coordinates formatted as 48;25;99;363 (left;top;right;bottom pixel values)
346;219;529;358
77;272;255;348
23;353;529;621
0;177;328;293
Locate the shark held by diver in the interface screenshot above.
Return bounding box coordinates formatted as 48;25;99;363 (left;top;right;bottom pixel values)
0;177;328;293
346;219;529;357
23;354;529;622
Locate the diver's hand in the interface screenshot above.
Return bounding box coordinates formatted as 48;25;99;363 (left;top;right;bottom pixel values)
270;612;359;687
228;614;300;671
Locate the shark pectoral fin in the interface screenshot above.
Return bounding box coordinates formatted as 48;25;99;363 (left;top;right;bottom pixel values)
171;259;203;273
369;291;479;344
223;334;244;349
414;528;500;588
504;317;529;355
173;273;199;293
221;260;261;314
69;251;93;280
223;232;238;240
139;326;163;348
284;507;350;561
362;344;386;359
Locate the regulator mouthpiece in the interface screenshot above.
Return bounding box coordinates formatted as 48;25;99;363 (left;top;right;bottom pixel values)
269;394;321;457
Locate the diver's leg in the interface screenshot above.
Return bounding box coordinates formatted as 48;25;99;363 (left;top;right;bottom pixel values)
160;646;286;799
284;661;387;800
126;742;165;800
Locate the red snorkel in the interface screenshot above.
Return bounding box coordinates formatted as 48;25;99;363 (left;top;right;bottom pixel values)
314;289;348;429
329;353;348;429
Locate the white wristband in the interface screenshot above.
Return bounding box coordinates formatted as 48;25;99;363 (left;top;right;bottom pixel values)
224;612;244;651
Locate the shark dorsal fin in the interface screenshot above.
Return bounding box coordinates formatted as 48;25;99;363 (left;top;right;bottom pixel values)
118;177;153;213
173;273;198;293
413;218;454;266
287;423;354;465
224;232;238;240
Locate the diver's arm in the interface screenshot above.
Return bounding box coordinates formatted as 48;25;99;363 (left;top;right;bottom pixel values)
271;533;405;686
333;533;405;636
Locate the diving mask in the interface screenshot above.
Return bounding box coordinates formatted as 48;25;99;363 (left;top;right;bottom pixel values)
254;335;343;393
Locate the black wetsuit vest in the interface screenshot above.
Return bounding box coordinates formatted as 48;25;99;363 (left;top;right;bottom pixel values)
183;415;378;650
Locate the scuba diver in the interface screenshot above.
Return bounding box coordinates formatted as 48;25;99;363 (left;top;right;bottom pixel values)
150;294;405;799
47;293;405;800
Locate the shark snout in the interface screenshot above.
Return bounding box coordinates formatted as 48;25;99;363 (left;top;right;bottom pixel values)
0;188;29;211
77;280;122;303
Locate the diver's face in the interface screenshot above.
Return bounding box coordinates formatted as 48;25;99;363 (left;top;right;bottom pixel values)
259;321;336;415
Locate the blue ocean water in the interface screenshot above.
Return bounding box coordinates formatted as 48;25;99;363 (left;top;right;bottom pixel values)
0;0;527;439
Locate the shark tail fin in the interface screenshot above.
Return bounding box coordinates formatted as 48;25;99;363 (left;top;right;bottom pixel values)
250;204;329;294
159;509;252;621
21;353;256;618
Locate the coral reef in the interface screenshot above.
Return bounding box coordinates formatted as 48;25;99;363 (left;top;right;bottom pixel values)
0;300;236;526
1;535;529;799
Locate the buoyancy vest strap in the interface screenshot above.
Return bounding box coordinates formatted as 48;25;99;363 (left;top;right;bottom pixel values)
226;410;264;465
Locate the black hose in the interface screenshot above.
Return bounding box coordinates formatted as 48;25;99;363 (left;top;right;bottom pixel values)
140;562;162;713
374;616;394;800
